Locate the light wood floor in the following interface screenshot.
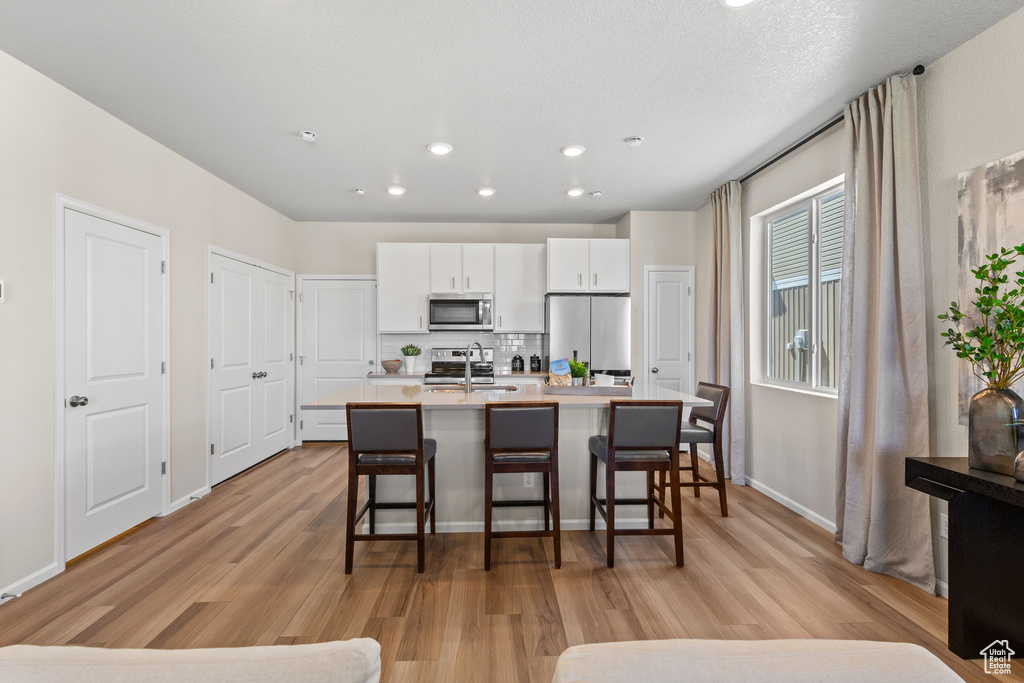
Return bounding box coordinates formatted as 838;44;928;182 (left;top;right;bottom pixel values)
0;444;1014;681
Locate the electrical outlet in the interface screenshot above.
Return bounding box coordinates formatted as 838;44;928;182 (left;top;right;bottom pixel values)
940;513;949;539
523;473;535;487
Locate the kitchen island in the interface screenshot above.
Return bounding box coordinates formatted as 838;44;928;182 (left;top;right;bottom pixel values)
302;383;711;533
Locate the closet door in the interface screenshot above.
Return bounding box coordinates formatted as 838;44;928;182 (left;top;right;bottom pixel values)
210;254;294;485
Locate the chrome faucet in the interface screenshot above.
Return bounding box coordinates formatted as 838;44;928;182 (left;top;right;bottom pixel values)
465;340;483;393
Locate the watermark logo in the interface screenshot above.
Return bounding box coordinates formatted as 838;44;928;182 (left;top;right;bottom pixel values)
981;640;1014;675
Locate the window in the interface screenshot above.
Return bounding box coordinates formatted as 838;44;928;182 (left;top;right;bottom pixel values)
765;184;844;391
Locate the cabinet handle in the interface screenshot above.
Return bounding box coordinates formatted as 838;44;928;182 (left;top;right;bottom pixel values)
419;315;423;328
451;276;455;290
577;273;582;286
499;315;502;328
594;273;598;286
466;276;470;290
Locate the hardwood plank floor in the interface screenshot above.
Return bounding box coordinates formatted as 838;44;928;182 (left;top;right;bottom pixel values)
0;443;1016;681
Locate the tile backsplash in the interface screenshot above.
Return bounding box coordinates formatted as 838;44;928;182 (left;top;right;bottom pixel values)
381;332;543;373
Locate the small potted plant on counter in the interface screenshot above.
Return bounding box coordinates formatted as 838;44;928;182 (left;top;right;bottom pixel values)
568;359;589;386
400;344;422;374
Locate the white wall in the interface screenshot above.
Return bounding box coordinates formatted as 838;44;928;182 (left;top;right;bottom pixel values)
917;5;1024;588
0;49;297;593
294;222;615;274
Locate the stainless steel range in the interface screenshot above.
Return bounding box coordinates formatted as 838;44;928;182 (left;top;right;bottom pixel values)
424;347;494;385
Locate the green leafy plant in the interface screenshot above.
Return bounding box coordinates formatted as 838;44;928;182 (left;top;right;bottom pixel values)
939;243;1024;389
400;344;422;357
568;359;589;378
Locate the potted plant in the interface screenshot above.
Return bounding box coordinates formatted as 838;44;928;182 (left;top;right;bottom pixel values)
400;344;422;374
939;243;1024;475
568;359;589;386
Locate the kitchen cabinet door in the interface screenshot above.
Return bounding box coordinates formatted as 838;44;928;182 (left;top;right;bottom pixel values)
494;243;545;332
462;243;494;293
429;244;462;293
547;238;589;292
377;243;429;332
589;239;630;292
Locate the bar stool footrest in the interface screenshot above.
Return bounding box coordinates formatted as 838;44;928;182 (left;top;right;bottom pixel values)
492;499;549;508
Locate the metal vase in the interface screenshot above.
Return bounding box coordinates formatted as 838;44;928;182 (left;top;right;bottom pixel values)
968;387;1023;475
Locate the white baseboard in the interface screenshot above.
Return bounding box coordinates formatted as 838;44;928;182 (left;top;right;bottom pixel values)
0;561;61;603
371;517;650;534
746;477;837;534
937;579;949;599
166;485;211;515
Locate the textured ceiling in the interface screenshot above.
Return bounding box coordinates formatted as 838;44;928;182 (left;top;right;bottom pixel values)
1;0;1022;223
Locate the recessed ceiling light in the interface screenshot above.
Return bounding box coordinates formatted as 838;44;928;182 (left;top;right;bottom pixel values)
566;188;585;197
590;190;603;197
387;186;406;195
351;188;365;195
719;0;756;6
561;145;586;157
478;187;496;197
300;131;317;142
625;136;643;147
427;142;453;155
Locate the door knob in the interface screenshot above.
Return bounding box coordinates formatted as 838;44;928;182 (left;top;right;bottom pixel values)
369;360;375;366
259;371;267;378
252;372;259;379
651;367;659;374
69;395;89;407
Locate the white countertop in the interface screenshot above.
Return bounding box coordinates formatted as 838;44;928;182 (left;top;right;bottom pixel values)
302;382;711;410
367;371;549;379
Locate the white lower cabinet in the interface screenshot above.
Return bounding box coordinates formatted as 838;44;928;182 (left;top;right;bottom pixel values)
377;243;429;333
494;243;546;332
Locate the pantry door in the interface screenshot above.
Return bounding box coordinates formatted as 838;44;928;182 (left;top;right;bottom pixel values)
299;278;377;441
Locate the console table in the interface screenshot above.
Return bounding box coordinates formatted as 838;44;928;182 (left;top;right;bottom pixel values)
905;457;1024;658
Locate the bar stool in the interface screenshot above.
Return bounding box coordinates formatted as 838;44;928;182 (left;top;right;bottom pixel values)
484;401;560;570
344;402;436;574
657;382;731;517
589;400;684;568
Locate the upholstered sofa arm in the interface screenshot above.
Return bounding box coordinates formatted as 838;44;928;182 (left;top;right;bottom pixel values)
551;639;962;682
0;638;381;683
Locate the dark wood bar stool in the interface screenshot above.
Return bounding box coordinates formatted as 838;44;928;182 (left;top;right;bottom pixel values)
484;401;560;570
657;382;731;517
589;400;684;568
344;402;436;574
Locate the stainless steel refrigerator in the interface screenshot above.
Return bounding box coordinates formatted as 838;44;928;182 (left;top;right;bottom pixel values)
544;295;630;375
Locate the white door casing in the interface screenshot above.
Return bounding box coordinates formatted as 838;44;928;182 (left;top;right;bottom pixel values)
645;267;694;396
299;278;377;441
62;205;167;560
209;251;294;485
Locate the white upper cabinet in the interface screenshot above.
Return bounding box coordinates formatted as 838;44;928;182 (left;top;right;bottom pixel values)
547;238;590;292
429;243;495;293
429;244;463;293
462;243;494;293
377;243;430;333
589;239;630;292
547;238;629;293
494;243;545;332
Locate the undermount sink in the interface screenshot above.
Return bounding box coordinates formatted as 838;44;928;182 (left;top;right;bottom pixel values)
423;385;519;393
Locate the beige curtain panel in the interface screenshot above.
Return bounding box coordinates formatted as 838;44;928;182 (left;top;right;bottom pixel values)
709;180;746;484
835;74;936;594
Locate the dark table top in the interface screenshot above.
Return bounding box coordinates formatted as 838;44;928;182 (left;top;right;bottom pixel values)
906;457;1024;508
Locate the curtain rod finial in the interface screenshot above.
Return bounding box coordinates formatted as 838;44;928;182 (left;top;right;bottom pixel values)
913;64;925;76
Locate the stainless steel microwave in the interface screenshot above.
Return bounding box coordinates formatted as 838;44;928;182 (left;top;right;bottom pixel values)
428;293;493;331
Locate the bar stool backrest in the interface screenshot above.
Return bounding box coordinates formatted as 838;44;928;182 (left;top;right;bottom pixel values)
486;404;558;451
609;401;683;450
346;403;423;454
689;383;730;428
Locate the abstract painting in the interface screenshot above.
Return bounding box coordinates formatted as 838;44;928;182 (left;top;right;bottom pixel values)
956;149;1024;422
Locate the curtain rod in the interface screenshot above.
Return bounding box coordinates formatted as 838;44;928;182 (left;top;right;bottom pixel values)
737;64;925;185
738;114;844;184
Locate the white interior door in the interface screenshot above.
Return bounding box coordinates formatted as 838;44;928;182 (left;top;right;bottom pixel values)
646;268;693;394
210;253;294;485
300;279;376;441
64;207;165;560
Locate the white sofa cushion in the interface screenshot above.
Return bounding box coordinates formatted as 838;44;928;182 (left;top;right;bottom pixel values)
0;639;381;683
552;639;962;682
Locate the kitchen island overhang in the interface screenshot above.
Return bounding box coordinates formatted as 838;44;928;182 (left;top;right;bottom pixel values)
303;384;712;534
